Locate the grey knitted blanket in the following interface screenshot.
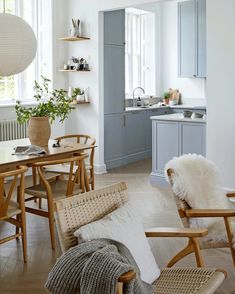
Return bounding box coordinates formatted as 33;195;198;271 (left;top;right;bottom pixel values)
45;239;154;294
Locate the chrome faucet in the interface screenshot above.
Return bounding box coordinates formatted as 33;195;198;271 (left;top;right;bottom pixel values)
133;87;145;107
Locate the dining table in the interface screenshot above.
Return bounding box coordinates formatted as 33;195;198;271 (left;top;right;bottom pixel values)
0;138;95;191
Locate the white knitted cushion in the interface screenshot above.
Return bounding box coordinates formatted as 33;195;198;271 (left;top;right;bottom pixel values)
74;202;160;284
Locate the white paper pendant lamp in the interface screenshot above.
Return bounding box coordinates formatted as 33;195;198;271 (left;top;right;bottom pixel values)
0;13;37;77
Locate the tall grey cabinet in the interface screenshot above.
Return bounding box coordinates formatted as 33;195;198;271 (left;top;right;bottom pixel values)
104;10;125;115
178;0;206;78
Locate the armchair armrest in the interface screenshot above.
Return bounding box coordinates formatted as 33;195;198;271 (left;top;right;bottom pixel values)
185;209;235;218
145;227;208;238
118;270;136;283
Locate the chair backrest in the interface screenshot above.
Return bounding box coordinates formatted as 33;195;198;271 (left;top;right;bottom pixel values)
166;168;191;228
0;166;28;219
33;154;88;197
56;135;96;166
54;182;128;252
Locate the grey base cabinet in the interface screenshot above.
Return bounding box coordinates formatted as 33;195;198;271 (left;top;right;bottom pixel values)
104;108;170;170
150;119;206;186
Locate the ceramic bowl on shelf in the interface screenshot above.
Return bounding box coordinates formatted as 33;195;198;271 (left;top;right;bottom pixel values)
192;112;204;119
183;110;192;118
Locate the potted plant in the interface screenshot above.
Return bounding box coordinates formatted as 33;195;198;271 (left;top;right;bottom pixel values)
163;92;170;105
15;76;74;147
72;87;85;102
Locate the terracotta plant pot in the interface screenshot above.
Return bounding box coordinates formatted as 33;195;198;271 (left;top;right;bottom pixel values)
163;98;170;105
28;116;51;147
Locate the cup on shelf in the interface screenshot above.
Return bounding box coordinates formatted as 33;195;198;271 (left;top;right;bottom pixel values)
77;94;85;102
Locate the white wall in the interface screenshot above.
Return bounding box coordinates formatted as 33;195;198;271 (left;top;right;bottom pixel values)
207;0;235;188
159;1;206;104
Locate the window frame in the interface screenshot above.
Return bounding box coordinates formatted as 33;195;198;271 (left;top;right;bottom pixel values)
125;9;156;99
0;0;51;105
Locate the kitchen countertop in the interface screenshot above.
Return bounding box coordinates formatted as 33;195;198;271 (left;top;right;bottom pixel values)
125;104;206;112
150;113;206;123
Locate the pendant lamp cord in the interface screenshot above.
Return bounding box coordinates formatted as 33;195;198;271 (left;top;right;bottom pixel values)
3;0;5;13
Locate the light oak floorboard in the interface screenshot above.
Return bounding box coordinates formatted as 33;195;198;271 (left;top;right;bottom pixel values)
0;159;234;293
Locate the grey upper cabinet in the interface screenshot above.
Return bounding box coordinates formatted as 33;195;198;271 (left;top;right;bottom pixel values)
104;10;125;46
178;0;206;78
178;0;196;78
104;9;125;114
104;44;125;114
197;0;206;77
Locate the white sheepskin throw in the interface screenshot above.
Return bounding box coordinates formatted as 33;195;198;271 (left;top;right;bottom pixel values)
165;154;235;247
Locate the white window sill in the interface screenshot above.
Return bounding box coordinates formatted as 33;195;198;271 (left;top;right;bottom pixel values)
0;101;38;108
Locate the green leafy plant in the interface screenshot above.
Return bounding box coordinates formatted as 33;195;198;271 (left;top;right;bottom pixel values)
72;87;84;99
163;92;170;100
15;76;74;124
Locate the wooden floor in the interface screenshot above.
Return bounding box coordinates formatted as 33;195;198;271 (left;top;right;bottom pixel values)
0;159;235;293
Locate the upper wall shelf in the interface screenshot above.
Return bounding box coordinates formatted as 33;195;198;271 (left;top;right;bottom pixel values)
59;36;90;42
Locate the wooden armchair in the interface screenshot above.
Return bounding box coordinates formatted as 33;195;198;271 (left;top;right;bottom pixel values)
24;154;88;249
46;134;96;190
54;182;226;294
0;166;28;262
167;168;235;267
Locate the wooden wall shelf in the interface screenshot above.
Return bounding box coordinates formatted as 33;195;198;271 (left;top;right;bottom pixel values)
59;36;90;42
59;69;90;72
71;101;90;105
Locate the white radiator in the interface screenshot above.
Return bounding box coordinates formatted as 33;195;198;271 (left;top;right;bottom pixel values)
0;119;28;141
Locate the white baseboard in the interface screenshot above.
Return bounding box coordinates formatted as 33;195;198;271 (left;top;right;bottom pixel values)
94;163;107;174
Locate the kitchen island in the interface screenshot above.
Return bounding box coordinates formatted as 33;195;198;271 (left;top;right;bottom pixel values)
150;113;206;186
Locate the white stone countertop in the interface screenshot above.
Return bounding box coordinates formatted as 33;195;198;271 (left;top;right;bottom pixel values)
150;113;206;123
125;104;206;112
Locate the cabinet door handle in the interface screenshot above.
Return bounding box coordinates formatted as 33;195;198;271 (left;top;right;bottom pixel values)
123;115;126;127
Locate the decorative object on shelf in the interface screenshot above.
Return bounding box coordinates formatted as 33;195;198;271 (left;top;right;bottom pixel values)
15;76;74;147
72;88;85;103
84;87;89;102
0;0;37;76
62;56;90;72
69;18;80;37
163;92;170;105
169;88;181;105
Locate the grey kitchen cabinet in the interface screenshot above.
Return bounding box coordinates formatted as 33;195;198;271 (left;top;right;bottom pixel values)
178;0;206;78
104;10;125;46
152;121;179;175
104;45;125;114
125;111;146;156
197;0;206;77
180;122;206;156
104;108;172;169
104;113;126;168
150;117;206;186
145;108;171;151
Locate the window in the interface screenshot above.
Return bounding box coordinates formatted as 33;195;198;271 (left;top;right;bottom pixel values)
0;0;52;103
125;8;156;98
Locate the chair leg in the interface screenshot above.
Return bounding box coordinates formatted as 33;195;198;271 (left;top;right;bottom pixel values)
39;198;42;209
15;214;21;239
47;198;55;250
16;186;20;238
224;216;235;266
167;240;195;267
91;169;95;190
191;237;204;267
21;210;27;263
